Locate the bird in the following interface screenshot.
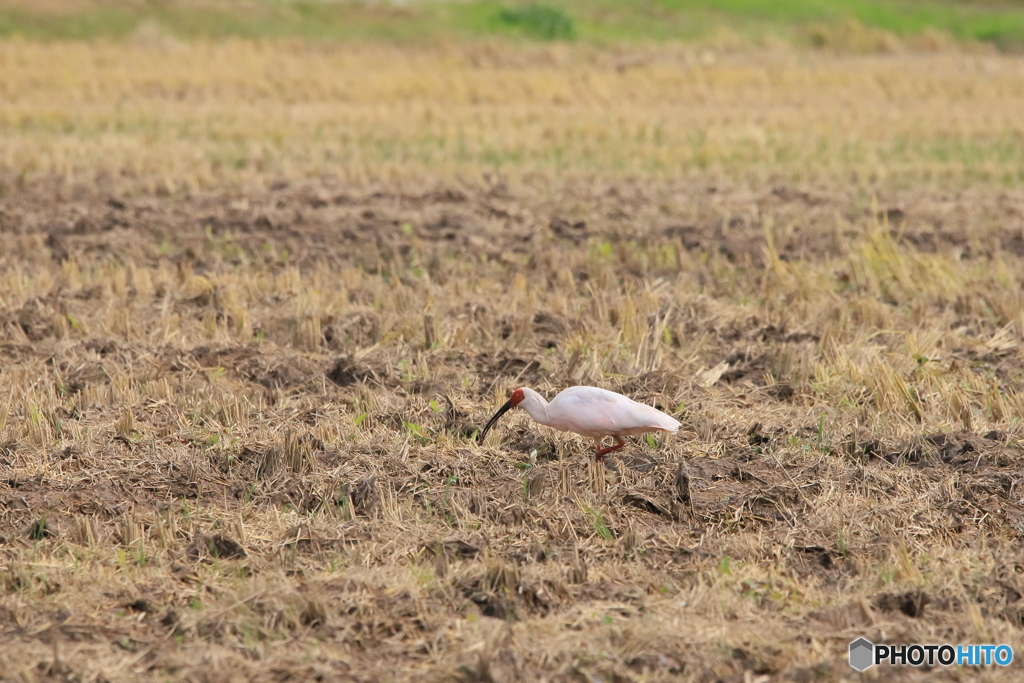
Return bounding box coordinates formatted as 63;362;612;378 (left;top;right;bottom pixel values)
477;386;680;462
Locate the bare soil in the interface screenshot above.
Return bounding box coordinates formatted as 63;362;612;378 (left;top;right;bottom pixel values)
2;176;1024;682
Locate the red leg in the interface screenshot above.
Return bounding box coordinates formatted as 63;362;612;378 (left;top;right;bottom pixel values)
594;436;626;461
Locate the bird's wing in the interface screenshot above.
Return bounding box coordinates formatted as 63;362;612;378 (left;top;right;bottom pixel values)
551;388;679;436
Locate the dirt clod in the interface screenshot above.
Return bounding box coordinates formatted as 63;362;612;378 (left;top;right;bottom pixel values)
186;533;247;561
875;590;930;618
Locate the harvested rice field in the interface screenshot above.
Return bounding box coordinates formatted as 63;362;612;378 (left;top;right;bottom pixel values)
3;8;1024;681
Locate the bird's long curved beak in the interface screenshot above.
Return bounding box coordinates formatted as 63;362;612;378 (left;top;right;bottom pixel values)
477;399;514;443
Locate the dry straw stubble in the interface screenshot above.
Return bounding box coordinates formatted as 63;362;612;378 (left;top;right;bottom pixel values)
2;37;1024;683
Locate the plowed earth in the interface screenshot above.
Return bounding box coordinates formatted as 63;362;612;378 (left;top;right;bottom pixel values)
2;176;1024;681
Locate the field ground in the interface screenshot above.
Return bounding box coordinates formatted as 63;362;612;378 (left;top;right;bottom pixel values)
2;40;1023;189
3;33;1024;683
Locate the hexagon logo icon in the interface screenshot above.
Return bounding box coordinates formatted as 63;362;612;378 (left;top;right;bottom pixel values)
849;638;875;671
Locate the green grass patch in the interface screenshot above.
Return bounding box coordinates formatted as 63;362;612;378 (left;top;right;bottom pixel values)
1;0;1024;48
497;4;576;40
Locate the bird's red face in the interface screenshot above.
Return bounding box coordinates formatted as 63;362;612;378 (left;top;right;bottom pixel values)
478;388;525;443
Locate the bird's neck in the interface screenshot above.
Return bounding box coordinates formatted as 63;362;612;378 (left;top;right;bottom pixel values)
520;389;551;426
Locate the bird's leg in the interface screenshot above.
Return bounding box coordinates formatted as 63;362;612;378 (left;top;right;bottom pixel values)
594;436;627;461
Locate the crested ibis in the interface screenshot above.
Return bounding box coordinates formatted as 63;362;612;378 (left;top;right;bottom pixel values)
477;386;680;461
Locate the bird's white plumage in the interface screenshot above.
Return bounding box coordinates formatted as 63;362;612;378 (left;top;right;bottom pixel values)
504;385;679;443
480;386;680;460
538;386;679;438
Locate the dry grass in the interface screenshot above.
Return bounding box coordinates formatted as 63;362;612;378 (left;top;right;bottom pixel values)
2;38;1024;683
1;39;1023;190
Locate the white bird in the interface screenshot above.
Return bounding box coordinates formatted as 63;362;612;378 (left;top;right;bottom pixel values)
478;386;680;461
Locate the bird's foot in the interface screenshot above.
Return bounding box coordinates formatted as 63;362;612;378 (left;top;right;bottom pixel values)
594;436;627;458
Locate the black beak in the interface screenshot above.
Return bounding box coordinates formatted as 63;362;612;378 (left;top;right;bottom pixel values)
477;399;514;443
